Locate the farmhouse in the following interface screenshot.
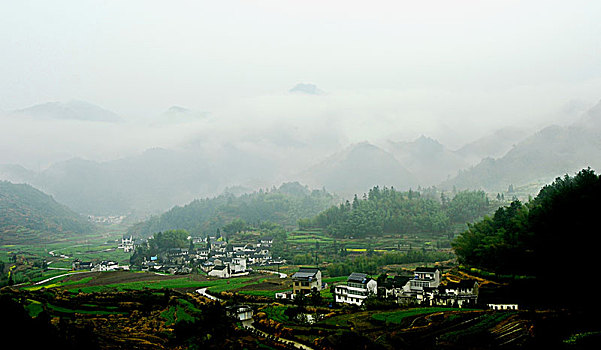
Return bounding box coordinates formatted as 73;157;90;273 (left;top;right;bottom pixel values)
409;267;441;291
226;305;253;321
291;267;322;295
92;260;120;272
275;291;295;300
488;303;519;311
259;237;273;247
334;272;378;306
378;275;411;299
118;236;135;252
427;280;479;308
72;259;94;271
386;267;479;307
208;265;231;278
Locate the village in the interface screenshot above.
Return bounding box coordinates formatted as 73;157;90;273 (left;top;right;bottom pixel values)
70;235;513;313
4;231;525;349
73;235;283;277
280;266;509;310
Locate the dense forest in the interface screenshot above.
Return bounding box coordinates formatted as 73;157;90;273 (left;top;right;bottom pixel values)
452;168;600;308
128;182;337;237
300;186;497;238
0;181;94;243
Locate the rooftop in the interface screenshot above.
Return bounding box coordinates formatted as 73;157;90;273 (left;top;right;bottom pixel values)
347;272;369;284
292;267;320;281
415;267;439;273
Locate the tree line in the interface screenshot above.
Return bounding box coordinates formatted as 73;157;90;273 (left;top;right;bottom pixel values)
299;186;496;238
128;182;337;237
452;168;601;308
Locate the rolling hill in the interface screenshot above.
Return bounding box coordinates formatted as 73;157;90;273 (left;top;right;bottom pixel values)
128;182;337;237
297;142;418;197
0;181;94;244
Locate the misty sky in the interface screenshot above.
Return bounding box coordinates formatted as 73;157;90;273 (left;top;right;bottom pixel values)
2;1;601;168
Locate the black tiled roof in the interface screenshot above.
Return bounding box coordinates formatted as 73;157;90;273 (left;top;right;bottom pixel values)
347;272;368;283
415;267;439;273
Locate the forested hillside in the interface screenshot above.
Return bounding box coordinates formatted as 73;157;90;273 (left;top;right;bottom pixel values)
300;186;497;238
452;168;600;308
0;181;94;243
128;182;337;237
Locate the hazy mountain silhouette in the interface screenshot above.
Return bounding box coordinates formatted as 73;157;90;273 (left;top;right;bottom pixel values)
387;135;469;186
444;100;601;191
289;83;324;95
456;127;531;165
156;106;207;124
298;142;418;196
11;100;122;122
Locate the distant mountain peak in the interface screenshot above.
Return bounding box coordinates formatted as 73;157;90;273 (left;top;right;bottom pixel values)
289;83;324;95
166;105;190;113
298;142;417;195
12;100;122;122
159;105;206;123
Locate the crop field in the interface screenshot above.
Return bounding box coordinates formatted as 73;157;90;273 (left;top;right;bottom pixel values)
371;307;476;325
285;230;452;258
261;305;291;323
255;305;535;349
161;298;201;325
23;270;291;298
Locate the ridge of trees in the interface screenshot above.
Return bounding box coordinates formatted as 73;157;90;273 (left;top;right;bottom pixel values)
299;186;496;238
128;182;337;237
452;168;601;308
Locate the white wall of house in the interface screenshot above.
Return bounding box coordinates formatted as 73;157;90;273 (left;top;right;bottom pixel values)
208;266;230;278
488;304;518;310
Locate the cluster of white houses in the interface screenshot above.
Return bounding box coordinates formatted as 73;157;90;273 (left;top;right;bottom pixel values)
75;235;281;277
330;267;480;307
72;259;129;272
279;266;493;309
137;236;283;277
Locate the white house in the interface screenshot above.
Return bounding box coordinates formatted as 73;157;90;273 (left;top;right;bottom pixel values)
406;267;441;292
118;236;134;252
92;260;119;272
231;257;247;273
226;305;253;321
488;303;519;310
334;272;378;306
291;267;322;295
208;265;231;278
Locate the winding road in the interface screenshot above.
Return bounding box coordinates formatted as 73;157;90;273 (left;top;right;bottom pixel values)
195;286;313;349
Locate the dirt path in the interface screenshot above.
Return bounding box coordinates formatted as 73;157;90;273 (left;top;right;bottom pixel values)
196;287;221;301
33;271;92;285
256;269;287;279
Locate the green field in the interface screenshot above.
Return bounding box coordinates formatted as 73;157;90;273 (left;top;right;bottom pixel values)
372;307;476;324
161;299;200;325
24;271;288;299
261;305;291;323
